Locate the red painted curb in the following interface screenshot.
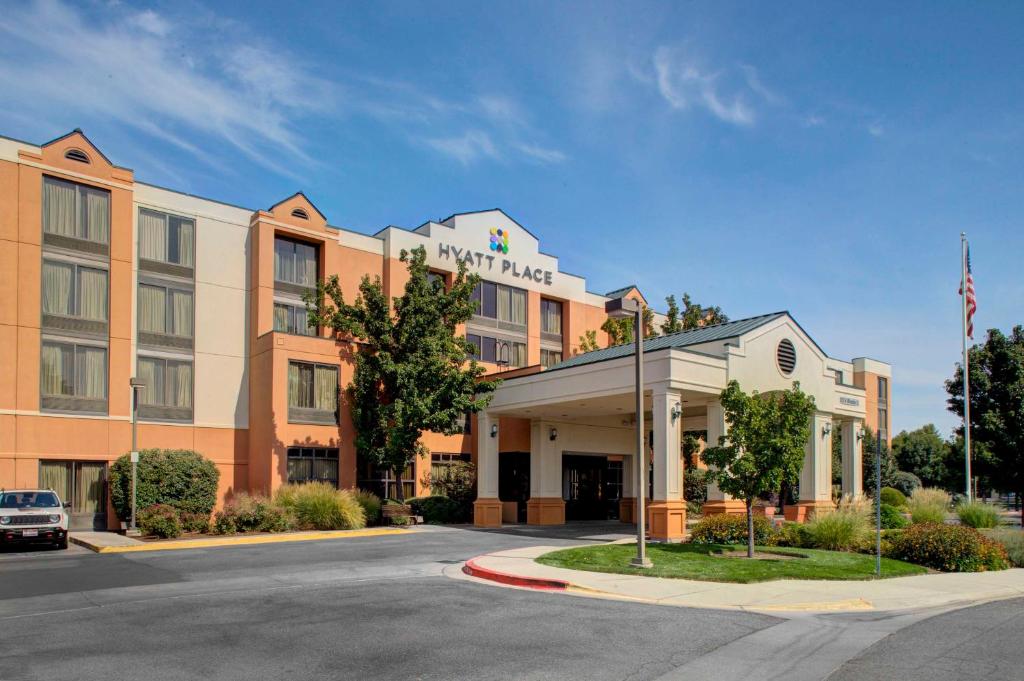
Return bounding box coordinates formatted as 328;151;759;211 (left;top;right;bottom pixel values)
462;558;570;591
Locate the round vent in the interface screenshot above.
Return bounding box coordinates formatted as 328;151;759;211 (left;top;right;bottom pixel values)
64;149;90;164
776;339;797;375
291;208;309;220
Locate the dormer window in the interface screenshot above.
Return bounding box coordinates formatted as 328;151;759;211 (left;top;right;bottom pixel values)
291;208;309;220
64;149;90;164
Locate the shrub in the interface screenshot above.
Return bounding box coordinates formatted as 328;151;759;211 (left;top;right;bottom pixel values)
274;482;366;531
138;504;182;539
879;487;907;508
408;495;461;524
353;489;382;523
880;503;909;529
179;512;210;534
983;529;1024;568
421;461;476;521
908;487;950;525
804;505;871;551
777;521;812;548
885;523;1009;572
689;513;777;546
110;449;220;520
684;468;708;506
891;471;922;497
212;512;237;535
211;493;294;534
956;501;1000;529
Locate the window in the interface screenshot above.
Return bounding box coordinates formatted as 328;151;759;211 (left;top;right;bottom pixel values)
42;176;109;244
357;455;415;500
877;376;889;441
138;208;195;268
287;447;339;487
41;259;108;322
467;333;527;368
40;341;107;411
877;377;888;404
471;281;527;326
426;271;446;289
430;452;470;482
274;302;315;336
138;283;193;338
287;361;338;423
274;236;317;288
541;299;562;336
833;369;844;385
137;357;193;420
540;348;562;368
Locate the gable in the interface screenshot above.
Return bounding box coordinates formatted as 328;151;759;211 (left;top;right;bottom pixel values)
24;129;133;183
264;192;331;232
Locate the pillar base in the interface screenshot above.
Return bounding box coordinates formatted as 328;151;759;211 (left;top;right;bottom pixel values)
783;500;835;523
473;498;503;527
526;497;565;525
702;499;747;516
619;497;635;524
648;500;687;542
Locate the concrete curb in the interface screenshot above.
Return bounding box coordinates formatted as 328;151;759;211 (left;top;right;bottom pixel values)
462;558;570;590
71;527;412;554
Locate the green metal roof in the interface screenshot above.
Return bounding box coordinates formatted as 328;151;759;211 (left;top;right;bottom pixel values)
604;285;640;299
546;312;788;372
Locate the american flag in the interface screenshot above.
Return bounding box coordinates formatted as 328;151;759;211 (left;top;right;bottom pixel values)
959;243;977;339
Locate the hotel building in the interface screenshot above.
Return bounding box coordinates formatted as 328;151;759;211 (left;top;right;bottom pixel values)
0;130;892;538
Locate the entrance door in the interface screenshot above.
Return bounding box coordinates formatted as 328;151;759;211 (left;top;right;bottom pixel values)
564;455;616;521
39;461;107;530
498;452;530;523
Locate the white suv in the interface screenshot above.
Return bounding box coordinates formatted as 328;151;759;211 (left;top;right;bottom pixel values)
0;489;70;550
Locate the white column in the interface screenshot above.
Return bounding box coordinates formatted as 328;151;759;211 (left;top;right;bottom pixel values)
651;390;683;502
476;411;499;499
799;412;834;503
841;419;863;499
705;400;731;502
529;420;563;499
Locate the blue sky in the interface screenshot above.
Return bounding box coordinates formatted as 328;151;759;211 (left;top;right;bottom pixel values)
2;0;1021;436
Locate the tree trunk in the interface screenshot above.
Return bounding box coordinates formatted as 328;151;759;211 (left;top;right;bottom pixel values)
746;498;754;559
394;467;404;502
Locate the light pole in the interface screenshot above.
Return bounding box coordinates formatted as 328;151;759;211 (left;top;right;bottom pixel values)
605;297;651;568
128;377;146;535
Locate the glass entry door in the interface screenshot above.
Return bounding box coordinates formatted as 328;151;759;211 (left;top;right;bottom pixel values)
39;461;107;530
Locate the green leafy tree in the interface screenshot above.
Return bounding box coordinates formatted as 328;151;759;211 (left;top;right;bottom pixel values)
575;329;599;354
946;325;1024;523
661;293;728;335
861;428;898;495
307;246;498;501
661;295;683;334
891;424;952;488
601;306;653;346
701;380;817;557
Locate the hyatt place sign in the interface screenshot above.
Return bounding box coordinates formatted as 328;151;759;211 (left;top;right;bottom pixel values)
437;243;554;286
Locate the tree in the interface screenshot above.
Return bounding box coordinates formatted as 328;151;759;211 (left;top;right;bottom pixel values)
307;246;499;501
661;295;683;334
661;293;729;335
701;380;817;557
945;325;1024;523
602;307;653;346
861;428;898;495
891;425;951;488
575;329;599;354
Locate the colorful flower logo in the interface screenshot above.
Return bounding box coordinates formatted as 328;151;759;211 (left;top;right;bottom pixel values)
489;227;509;254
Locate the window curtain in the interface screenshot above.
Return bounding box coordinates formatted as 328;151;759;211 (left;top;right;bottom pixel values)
296;306;314;335
78;268;108;321
41;343;71;396
42;178;76;237
274;240;294;283
138;285;166;333
510;288;527;325
169;362;192;408
84;189;110;243
497;287;511;323
512;343;527;368
170;290;193;337
177;220;194;267
314;366;337;412
137;357;161;405
274;303;289;332
138;210;167;262
543;300;561;334
296;242;317;287
41;261;73;315
75;346;106;399
74;464;105;514
39;462;72;504
288;363;308;408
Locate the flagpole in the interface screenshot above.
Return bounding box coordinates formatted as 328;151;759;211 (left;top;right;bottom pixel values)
960;232;972;502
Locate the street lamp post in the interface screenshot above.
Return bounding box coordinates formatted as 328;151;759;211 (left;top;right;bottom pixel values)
128;377;146;535
605;297;652;569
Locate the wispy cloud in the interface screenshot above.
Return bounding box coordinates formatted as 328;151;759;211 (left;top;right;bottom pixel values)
0;0;331;179
424;130;500;165
516;143;568;164
868;122;885;137
649;47;764;126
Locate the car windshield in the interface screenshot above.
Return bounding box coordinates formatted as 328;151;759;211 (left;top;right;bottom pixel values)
0;492;60;508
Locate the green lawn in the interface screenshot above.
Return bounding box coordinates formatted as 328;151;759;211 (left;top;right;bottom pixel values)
535;543;927;583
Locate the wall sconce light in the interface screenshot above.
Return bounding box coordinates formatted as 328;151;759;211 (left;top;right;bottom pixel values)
856;428;864;442
490;424;498;438
670;402;682;422
549;427;558;441
822;422;833;437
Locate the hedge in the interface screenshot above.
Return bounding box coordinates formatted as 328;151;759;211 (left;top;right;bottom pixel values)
689;513;777;546
109;449;220;520
885;523;1009;572
408;495;462;524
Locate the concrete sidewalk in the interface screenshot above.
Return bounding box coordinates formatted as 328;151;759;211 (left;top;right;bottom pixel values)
70;527;413;553
459;545;1024;613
